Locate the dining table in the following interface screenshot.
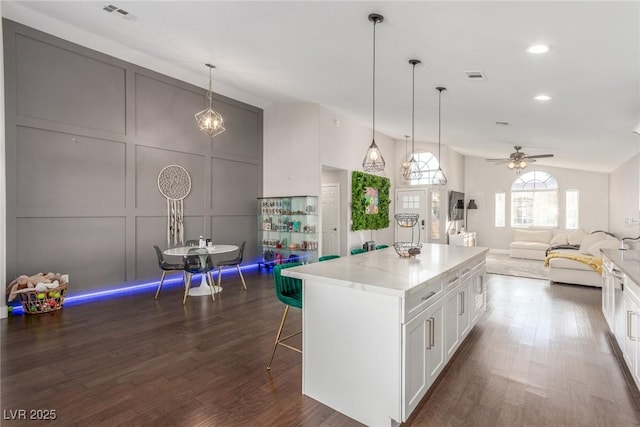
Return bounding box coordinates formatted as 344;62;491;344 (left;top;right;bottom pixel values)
163;244;238;296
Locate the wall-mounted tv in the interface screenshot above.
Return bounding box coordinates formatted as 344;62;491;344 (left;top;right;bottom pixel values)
448;191;465;221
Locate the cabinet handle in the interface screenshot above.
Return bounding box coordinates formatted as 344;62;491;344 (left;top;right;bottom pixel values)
632;312;639;342
459;292;464;316
462;291;465;314
478;276;484;294
428;317;435;349
628;310;633;339
449;276;458;284
421;291;436;302
462;269;470;275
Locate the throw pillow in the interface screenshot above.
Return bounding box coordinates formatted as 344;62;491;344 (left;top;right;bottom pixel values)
550;232;569;245
578;232;608;254
587;238;620;257
567;229;586;245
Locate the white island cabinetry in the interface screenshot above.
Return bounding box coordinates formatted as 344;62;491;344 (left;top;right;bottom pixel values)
284;244;488;427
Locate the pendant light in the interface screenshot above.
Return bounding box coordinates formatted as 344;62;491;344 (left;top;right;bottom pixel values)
403;59;426;181
195;64;226;138
401;135;411;170
432;87;448;186
362;13;386;173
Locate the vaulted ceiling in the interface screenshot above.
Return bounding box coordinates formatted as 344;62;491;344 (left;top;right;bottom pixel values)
3;1;639;172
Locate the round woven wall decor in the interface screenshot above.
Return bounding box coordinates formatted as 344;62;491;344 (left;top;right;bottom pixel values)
157;165;191;246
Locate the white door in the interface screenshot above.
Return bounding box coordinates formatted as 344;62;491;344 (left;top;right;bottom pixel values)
321;184;340;256
395;189;428;244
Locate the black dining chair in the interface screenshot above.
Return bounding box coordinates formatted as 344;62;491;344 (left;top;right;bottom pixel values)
216;241;247;290
183;248;217;304
153;245;185;300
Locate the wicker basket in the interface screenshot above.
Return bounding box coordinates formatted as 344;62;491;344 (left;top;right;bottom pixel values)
16;283;67;314
393;242;423;257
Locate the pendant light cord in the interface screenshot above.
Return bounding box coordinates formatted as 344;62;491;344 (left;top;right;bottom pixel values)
438;88;441;160
411;61;416;156
372;19;377;141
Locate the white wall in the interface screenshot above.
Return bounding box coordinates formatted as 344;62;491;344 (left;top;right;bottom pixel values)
318;107;396;250
609;153;640;240
263;103;321;197
464;156;609;250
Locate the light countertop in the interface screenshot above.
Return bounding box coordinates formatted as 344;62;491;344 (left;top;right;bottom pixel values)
602;249;640;284
283;244;489;297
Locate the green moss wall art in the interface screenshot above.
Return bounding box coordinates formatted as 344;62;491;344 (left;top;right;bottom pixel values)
351;171;390;231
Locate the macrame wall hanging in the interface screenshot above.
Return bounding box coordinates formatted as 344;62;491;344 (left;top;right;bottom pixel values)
157;165;192;247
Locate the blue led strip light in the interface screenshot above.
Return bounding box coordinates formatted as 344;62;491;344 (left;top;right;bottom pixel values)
10;263;262;315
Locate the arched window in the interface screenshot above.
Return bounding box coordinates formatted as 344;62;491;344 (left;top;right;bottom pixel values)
404;151;441;185
511;171;558;227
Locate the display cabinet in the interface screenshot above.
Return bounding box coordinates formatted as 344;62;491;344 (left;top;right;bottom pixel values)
258;196;319;268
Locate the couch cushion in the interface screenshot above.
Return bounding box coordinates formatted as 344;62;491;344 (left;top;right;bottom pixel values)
548;256;595;271
587;237;620;256
510;241;549;251
550;232;569;245
512;229;553;244
578;232;608;254
567;229;586;245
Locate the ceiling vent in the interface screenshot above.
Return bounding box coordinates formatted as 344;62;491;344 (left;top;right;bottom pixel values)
495;121;511;127
464;70;486;80
103;4;130;16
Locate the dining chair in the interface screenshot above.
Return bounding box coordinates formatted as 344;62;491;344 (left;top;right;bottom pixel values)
185;239;200;247
267;262;303;370
319;254;340;262
350;248;366;255
153;245;185;300
375;244;389;250
182;248;217;304
216;241;247;291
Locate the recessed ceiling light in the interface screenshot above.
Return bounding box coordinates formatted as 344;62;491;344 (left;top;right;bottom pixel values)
527;44;552;54
534;94;552;101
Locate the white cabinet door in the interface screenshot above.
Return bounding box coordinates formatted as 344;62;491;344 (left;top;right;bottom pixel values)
426;298;445;384
444;289;460;361
458;279;471;338
403;309;428;417
623;293;638;379
472;268;486;324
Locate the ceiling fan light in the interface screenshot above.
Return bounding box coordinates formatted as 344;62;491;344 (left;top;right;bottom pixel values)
519;160;527;168
508;160;515;169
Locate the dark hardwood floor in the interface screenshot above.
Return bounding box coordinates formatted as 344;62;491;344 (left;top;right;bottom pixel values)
2;270;640;426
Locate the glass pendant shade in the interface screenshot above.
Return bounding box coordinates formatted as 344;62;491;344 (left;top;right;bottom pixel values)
401;135;411;170
363;140;385;172
362;13;386;173
433;167;447;186
195;64;226;138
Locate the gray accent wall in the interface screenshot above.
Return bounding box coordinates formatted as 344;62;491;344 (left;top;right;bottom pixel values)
4;20;263;294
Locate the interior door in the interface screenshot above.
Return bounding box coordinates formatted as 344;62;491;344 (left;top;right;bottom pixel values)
321;184;340;256
396;189;428;243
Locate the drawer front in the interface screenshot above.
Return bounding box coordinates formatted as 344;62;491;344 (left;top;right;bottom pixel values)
405;279;444;322
445;269;460;290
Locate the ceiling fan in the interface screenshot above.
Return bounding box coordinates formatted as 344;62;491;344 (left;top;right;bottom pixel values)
486;145;554;170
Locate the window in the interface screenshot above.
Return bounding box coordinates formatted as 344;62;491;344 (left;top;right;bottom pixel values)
495;192;505;227
405;151;441;185
431;191;440;240
511;171;558;227
402;195;420;209
566;189;579;229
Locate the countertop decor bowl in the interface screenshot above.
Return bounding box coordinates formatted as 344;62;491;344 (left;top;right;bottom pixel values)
394;213;419;228
393;242;422;257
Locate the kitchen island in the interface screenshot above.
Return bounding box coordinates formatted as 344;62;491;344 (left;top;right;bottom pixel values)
283;244;489;426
